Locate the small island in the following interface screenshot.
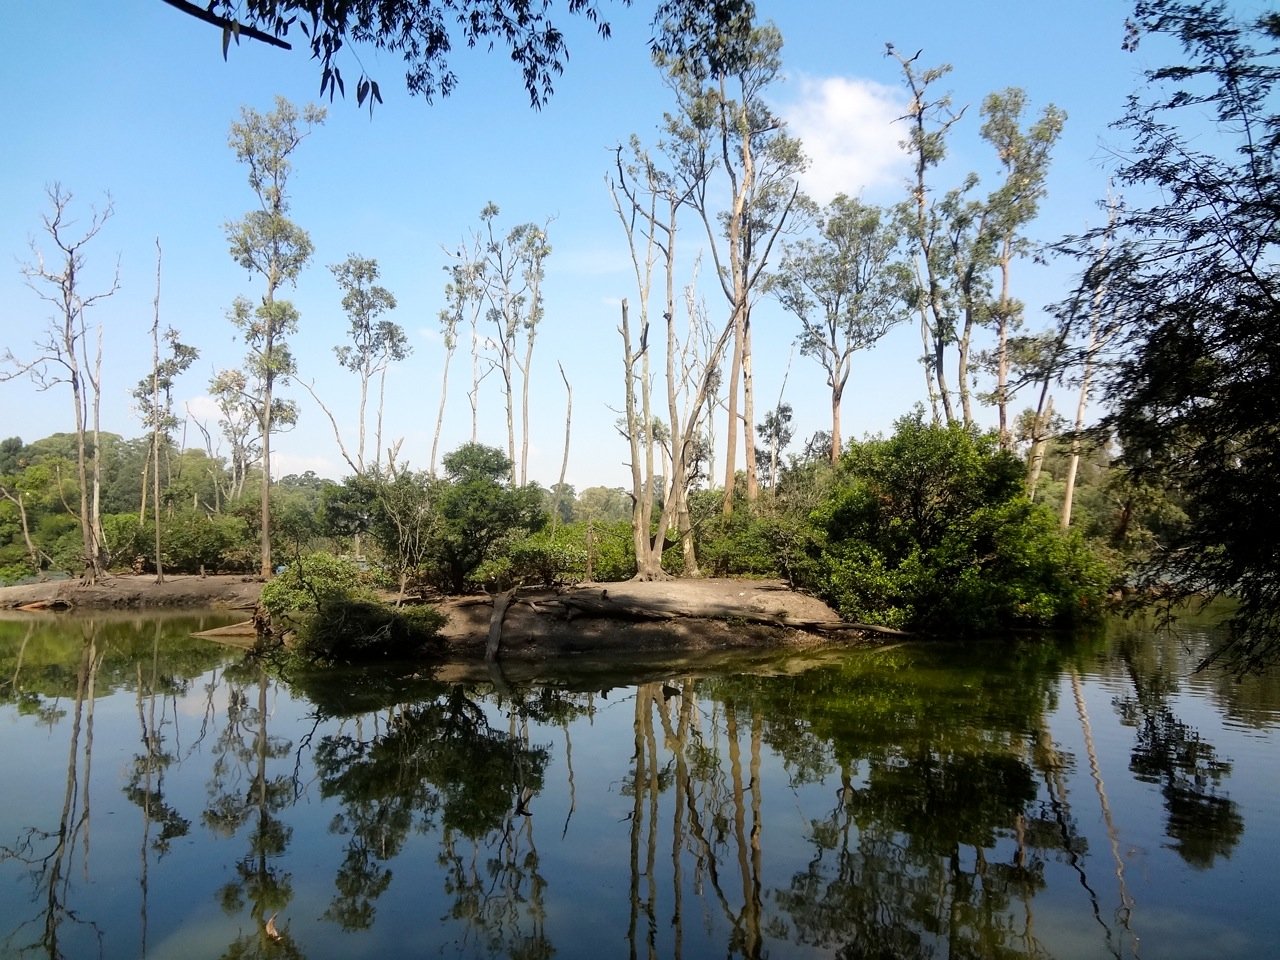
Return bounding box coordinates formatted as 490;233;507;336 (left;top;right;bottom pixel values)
0;572;897;660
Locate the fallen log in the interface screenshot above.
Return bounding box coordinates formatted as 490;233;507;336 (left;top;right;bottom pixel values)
16;598;73;612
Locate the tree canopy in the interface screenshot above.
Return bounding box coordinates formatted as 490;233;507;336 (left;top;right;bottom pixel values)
165;0;757;109
1063;0;1280;671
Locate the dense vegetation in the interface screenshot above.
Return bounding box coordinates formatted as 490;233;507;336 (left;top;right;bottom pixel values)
0;425;1146;637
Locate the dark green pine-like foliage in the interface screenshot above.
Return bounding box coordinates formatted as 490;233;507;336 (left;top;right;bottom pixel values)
1061;1;1280;671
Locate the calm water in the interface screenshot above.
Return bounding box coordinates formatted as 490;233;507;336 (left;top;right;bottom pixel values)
0;609;1277;960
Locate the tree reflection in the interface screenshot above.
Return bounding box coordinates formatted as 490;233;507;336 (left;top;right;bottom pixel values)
620;680;774;960
308;678;581;955
715;646;1065;959
1115;638;1243;868
0;628;105;959
122;622;191;956
203;659;302;959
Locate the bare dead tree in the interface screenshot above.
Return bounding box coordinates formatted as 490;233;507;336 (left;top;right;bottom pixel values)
4;185;119;583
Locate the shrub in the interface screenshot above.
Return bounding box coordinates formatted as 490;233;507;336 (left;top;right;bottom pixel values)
299;598;447;664
794;413;1109;633
259;552;368;621
261;551;447;665
688;491;781;578
580;519;636;581
155;510;254;574
101;513;145;570
502;529;589;586
419;443;547;593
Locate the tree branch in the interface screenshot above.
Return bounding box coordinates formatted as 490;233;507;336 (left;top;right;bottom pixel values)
160;0;292;51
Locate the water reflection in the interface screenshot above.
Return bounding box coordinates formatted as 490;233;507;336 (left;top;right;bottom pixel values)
1113;630;1243;869
205;660;302;959
0;615;1277;959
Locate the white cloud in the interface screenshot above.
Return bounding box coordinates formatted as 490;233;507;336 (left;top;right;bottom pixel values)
182;394;221;427
781;75;909;205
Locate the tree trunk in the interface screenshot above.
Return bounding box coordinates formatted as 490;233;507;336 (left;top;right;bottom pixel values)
741;310;759;503
917;298;942;425
151;241;165;584
957;300;975;428
995;241;1014;451
1062;200;1113;528
485;588;516;662
1026;393;1054;500
721;307;744;516
259;319;275;579
356;356;369;473
830;374;845;463
932;306;955;425
520;326;535;488
621;301;660;580
431;339;455;475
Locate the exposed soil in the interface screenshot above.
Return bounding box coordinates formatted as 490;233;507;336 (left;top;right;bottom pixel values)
0;573;264;612
0;573;892;658
433;578;872;659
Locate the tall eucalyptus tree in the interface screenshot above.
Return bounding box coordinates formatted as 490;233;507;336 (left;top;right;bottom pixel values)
223;95;325;577
326;254;407;475
657;17;807;512
773;196;912;463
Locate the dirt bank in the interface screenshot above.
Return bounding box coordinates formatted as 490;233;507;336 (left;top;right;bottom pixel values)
0;573;263;612
0;574;891;656
434;578;891;658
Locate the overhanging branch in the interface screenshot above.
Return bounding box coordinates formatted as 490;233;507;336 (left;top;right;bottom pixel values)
160;0;292;52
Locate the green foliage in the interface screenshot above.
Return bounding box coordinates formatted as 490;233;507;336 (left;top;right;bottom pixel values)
477;528;588;588
157;510;255;574
580;519;637;581
688;490;778;578
272;483;326;555
794;414;1108;632
101;513;145;569
34;512;82;574
575;486;633;524
297;599;447;665
423;443;547;593
1058;1;1280;670
261;551;445;664
260;552;368;620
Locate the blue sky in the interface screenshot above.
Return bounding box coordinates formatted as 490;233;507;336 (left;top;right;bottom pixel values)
0;0;1209;490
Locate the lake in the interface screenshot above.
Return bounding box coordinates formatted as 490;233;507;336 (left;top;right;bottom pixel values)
1;608;1276;959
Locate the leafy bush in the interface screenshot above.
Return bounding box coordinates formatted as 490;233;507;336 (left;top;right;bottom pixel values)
793;413;1109;633
261;551;446;664
101;513;145;570
497;529;589;587
150;509;254;574
579;519;636;581
259;552;368;620
299;598;447;664
34;513;82;575
688;490;781;578
418;443;547;593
